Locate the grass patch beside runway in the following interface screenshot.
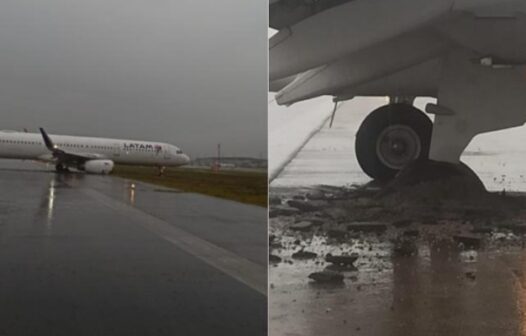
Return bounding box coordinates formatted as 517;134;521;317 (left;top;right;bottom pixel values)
113;166;267;207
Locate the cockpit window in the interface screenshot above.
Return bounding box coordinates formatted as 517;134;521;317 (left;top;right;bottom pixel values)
176;149;183;154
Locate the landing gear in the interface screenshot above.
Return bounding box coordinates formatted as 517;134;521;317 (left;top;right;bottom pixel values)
55;163;69;173
158;166;166;177
355;103;432;181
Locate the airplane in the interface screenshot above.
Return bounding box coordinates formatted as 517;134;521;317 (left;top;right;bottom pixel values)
0;128;190;174
270;0;526;181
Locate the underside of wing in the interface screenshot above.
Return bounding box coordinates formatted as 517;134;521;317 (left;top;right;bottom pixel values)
52;151;104;165
275;30;450;105
269;0;353;30
269;0;454;81
270;0;526;106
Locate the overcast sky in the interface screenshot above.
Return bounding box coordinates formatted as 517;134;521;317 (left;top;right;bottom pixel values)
0;0;267;158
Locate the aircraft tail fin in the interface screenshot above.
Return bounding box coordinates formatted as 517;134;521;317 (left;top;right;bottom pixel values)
39;128;55;151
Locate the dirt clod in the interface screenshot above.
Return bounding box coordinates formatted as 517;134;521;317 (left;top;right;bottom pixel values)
465;271;477;281
327;229;348;240
308;271;344;284
269;196;282;206
454;235;482;250
269;206;300;218
287;200;327;212
290;221;314;232
269;254;282;264
325;253;358;266
347;222;387;234
392;219;413;228
392;238;418;257
292;250;317;260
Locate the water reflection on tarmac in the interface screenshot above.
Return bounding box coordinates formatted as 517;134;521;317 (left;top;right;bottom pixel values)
0;160;267;336
270;221;526;336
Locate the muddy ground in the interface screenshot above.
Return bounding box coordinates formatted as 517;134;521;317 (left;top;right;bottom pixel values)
269;99;526;336
269;181;526;336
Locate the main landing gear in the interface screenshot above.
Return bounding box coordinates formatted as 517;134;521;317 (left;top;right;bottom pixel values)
55;163;70;173
158;166;166;177
355;103;432;181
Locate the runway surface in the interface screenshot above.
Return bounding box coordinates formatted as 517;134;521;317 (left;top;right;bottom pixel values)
0;160;267;336
270;99;526;336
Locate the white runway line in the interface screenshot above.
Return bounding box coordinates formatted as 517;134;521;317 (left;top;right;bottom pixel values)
79;187;267;296
269;112;333;182
269;94;336;180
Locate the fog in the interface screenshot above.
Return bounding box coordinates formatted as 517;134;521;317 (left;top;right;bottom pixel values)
0;0;267;158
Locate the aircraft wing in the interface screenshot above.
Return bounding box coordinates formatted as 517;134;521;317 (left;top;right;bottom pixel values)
270;0;526;168
269;0;353;30
270;0;526;106
39;128;104;166
270;0;454;82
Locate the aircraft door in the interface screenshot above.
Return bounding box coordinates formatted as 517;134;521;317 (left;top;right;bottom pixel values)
112;142;121;158
154;144;170;161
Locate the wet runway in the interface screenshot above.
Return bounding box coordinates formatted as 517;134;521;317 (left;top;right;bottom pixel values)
270;99;526;336
0;160;267;336
270;223;526;336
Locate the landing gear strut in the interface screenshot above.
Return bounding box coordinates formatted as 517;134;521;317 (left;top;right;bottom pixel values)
158;166;166;177
355;103;432;181
55;163;69;173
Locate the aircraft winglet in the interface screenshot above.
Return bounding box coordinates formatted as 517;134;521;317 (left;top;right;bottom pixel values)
39;128;56;151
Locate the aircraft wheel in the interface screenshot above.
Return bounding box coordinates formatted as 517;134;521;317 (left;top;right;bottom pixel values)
355;103;432;181
55;163;68;173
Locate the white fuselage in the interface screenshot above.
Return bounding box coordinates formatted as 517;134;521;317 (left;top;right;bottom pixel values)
0;130;190;167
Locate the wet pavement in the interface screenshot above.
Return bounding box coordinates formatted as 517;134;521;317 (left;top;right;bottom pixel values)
270;185;526;336
0;160;267;336
270;100;526;336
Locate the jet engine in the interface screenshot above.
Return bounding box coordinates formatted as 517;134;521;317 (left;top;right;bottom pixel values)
83;160;114;174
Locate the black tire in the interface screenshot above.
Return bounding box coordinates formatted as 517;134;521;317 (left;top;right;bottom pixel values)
355;103;432;181
55;163;68;173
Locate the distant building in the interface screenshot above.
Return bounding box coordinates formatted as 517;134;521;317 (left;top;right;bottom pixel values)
193;157;267;169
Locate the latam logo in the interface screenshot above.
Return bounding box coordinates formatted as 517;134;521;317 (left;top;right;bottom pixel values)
123;143;162;152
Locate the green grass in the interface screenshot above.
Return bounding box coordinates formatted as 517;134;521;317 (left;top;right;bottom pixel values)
113;165;268;207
